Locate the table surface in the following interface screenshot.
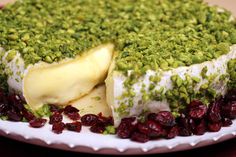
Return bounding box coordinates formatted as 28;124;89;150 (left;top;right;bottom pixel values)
0;0;236;156
0;136;236;157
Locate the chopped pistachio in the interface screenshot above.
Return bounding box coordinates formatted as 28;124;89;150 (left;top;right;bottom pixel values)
103;126;116;135
6;50;17;62
201;66;208;79
35;104;52;117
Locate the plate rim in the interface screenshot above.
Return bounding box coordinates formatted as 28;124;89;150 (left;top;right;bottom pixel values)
0;120;236;155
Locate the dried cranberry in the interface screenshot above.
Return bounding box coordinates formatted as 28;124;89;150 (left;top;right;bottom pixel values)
208;101;221;123
97;113;114;126
66;122;82;132
49;104;63;113
137;122;149;135
7;108;23;122
176;114;192;136
49;112;63;124
22;109;36;121
177;113;190;129
52;122;65;134
29;118;47;128
117;118;137;138
154;111;176;127
208;122;222;132
63;105;79;114
8;94;24;111
192;119;206;135
0;102;8;115
121;117;136;123
189;118;196;131
222;118;232;127
146;120;165;138
81;114;98;126
66;112;80;121
147;113;157;121
178;127;192;136
188;100;207;119
221;101;236;119
90;122;105;134
225;89;236;102
166;126;179;139
131;132;149;143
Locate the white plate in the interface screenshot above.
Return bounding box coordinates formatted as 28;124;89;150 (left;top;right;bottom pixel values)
0;120;236;155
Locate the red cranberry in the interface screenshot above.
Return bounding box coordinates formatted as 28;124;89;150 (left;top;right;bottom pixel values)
177;114;192;136
49;112;63;124
188;100;207;119
121;117;136;123
166;126;179;139
22;109;36;121
146;120;165;138
178;127;192;136
7;108;23;122
222;118;232;127
147;113;157;121
208;101;222;123
66;112;80;121
189;118;196;131
154;111;176;127
90;122;106;134
66;122;82;132
208;122;222;132
63;105;79;114
81;114;99;126
29;118;47;128
221;101;236;119
131;132;149;143
177;113;190;129
225;89;236;102
192;119;206;135
8;94;24;111
52;122;65;134
0;102;9;116
97;113;114;126
137;122;149;135
49;104;63;113
117;117;137;138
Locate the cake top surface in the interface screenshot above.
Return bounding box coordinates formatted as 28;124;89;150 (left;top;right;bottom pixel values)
0;0;236;74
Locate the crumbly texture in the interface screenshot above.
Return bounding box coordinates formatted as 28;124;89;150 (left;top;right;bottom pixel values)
0;0;235;72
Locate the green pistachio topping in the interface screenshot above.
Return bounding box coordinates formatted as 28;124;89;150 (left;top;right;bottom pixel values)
0;0;235;73
227;59;236;89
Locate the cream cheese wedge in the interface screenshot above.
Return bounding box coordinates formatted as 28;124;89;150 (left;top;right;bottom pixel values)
0;44;114;110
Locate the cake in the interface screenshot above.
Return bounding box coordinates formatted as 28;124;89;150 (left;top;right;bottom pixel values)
0;0;235;128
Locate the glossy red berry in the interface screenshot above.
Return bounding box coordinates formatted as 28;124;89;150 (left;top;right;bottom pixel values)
154;111;176;127
66;122;82;132
131;132;149;143
29;118;47;128
208;122;222;132
166;126;179;139
208;101;221;123
188;100;207;119
81;114;98;126
49;112;63;124
52;122;65;134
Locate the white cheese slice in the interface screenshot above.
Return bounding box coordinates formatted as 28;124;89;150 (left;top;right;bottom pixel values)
106;45;236;126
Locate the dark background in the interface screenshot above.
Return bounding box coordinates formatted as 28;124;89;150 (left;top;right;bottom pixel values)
0;136;236;157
